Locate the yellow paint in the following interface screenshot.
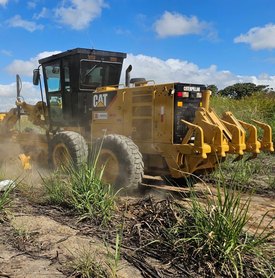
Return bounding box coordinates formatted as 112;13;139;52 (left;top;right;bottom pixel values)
0;113;6;121
19;154;32;170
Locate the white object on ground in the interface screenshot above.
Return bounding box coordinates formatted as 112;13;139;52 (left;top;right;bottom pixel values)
0;180;15;192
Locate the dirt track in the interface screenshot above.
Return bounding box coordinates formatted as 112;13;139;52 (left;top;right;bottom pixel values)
0;191;143;278
0;180;274;278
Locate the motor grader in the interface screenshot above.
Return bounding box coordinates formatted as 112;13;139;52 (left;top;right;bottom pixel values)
0;48;273;188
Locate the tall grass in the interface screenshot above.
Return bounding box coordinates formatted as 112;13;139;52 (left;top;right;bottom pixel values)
210;153;275;191
211;92;275;139
0;180;15;212
169;184;275;277
210;92;275;191
42;162;116;226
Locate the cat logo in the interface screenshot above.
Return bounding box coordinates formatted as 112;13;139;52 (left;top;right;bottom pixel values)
93;93;108;108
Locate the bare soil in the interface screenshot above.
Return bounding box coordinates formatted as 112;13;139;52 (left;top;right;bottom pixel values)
0;191;143;278
0;180;274;278
0;153;274;277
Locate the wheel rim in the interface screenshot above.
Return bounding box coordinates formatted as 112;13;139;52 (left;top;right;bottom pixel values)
98;149;120;184
52;143;71;168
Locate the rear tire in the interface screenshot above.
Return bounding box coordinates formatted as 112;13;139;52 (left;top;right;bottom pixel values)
49;131;88;168
92;134;144;190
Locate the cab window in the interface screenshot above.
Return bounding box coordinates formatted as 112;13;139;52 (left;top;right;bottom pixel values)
44;62;62;121
79;59;121;90
45;63;61;92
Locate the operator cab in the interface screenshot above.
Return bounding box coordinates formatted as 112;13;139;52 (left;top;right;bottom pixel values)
33;48;126;128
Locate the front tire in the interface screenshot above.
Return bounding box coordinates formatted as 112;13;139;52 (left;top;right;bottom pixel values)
49;131;88;168
92;134;144;190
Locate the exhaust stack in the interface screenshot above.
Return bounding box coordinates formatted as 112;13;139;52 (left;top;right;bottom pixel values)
125;65;132;87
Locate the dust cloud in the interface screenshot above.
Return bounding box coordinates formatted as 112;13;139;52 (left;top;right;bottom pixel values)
0;141;50;191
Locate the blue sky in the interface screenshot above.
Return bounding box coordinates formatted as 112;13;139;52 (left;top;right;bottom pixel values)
1;0;275;111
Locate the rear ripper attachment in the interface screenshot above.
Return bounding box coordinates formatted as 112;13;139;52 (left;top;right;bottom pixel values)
168;89;274;179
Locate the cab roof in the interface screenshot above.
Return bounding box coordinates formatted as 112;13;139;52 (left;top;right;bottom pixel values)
38;48;127;64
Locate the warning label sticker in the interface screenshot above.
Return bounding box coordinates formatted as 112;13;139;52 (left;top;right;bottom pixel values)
94;112;108;120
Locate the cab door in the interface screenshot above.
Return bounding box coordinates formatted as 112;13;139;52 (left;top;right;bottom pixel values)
43;59;75;125
43;61;63;124
61;59;73;121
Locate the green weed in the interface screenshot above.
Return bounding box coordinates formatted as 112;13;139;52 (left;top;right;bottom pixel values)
42;171;72;206
210;153;275;192
211;92;275;139
105;225;123;276
43;162;116;226
68;163;116;225
0;180;15;212
169;185;275;277
65;247;108;278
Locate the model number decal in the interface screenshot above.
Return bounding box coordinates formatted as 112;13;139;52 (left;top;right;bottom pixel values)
183;86;200;92
94;112;108;120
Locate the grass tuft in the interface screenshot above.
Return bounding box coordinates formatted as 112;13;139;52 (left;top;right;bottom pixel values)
0;180;15;212
169;185;275;277
42;162;116;226
65;247;108;278
210;153;275;193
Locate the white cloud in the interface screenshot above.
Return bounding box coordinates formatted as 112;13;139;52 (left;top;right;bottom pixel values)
34;7;49;20
0;82;40;112
6;51;61;77
234;24;275;50
154;11;209;38
55;0;107;30
1;52;275;111
123;53;275;90
7;14;44;32
0;0;8;6
1;51;60;111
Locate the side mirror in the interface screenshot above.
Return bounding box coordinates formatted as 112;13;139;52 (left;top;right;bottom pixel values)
33;69;40;85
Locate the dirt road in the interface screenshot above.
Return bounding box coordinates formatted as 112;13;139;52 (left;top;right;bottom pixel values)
0;181;274;278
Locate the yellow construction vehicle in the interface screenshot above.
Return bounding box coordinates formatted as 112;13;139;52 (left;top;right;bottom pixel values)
0;48;273;188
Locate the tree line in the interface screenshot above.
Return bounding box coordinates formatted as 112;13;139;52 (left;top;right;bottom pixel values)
207;83;274;99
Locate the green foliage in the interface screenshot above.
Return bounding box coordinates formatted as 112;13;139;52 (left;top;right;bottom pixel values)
105;225;123;276
207;84;218;95
218;83;270;99
42;172;71;206
69;163;116;225
210;153;275;192
66;247;108;278
43;163;116;226
211;92;275;140
170;185;275;277
0;181;15;211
